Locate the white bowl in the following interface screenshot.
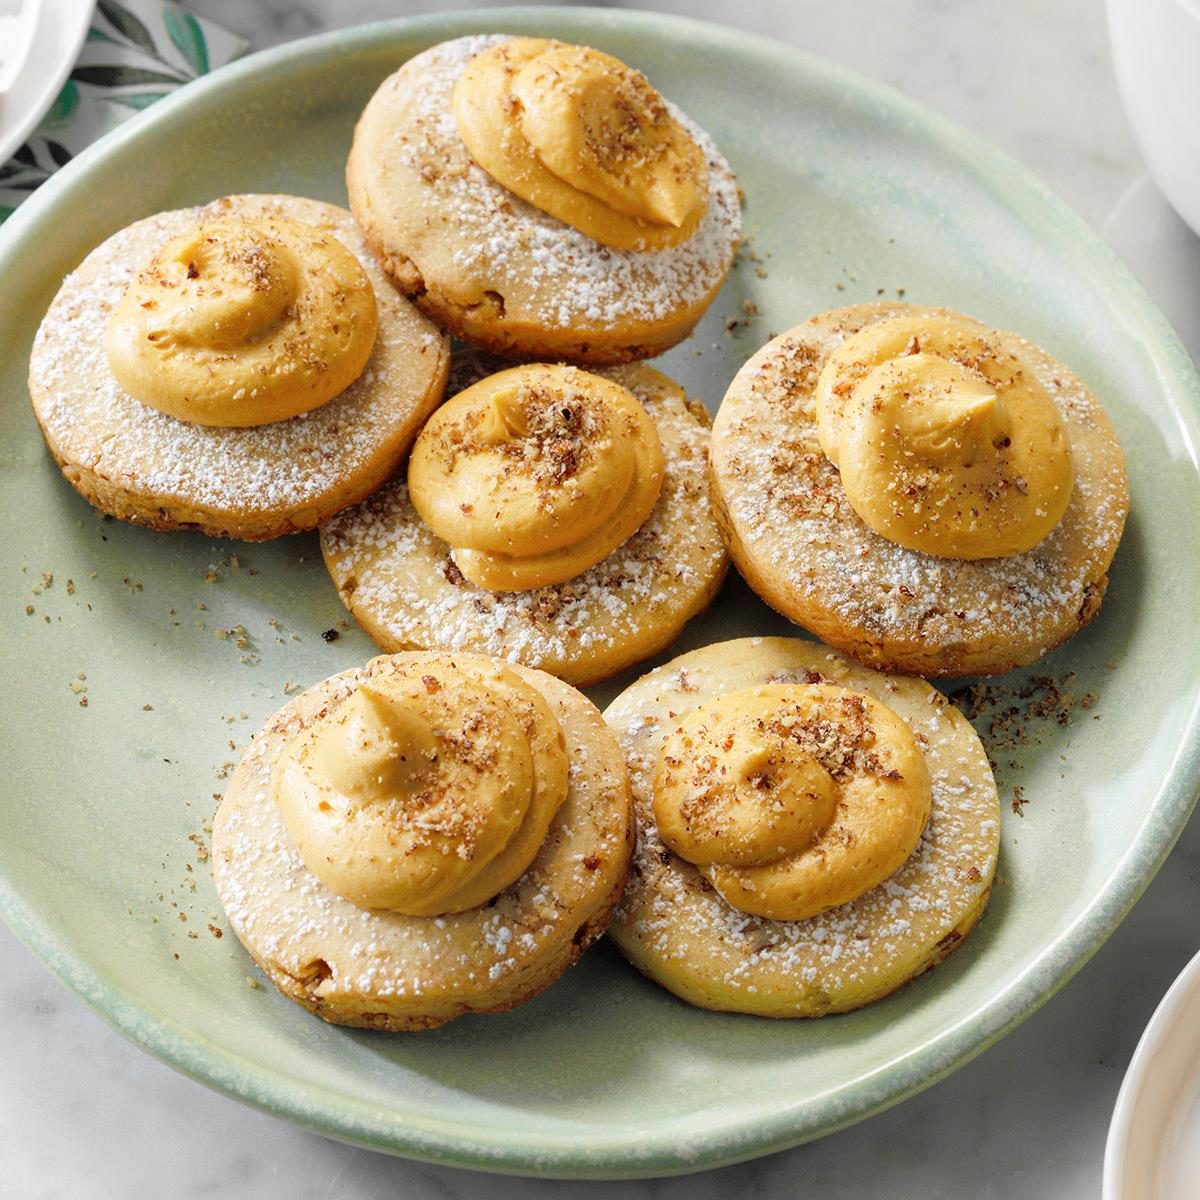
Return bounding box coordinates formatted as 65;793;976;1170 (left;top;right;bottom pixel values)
1105;948;1200;1199
0;0;93;165
1108;0;1200;237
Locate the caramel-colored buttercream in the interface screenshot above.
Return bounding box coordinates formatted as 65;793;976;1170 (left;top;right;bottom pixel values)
407;363;664;591
815;314;1074;558
452;37;708;250
105;215;377;427
653;683;931;921
271;654;568;915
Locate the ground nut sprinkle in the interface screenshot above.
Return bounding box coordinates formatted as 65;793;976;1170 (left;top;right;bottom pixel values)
320;364;727;683
711;305;1128;674
606;646;1000;1011
368;35;741;329
29;197;445;521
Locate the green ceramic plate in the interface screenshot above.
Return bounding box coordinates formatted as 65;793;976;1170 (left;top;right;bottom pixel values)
1;6;1198;1180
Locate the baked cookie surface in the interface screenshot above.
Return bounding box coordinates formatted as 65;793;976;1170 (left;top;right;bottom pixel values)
604;637;1000;1018
29;194;450;541
709;303;1129;677
346;35;741;364
213;651;634;1031
320;361;728;685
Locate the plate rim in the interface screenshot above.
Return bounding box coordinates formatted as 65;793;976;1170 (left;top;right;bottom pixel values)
3;4;1200;1179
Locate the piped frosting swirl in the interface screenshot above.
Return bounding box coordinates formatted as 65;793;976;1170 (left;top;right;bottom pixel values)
271;653;568;915
105;215;377;427
815;314;1074;558
452;37;709;250
653;683;931;921
407;363;665;592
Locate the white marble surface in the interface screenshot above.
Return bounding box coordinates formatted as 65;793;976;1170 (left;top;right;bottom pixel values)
5;1;1200;1195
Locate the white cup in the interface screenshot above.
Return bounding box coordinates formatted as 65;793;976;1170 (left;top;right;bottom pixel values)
1108;0;1200;237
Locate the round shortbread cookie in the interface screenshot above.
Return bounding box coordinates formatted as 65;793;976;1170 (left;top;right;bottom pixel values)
346;35;741;365
604;636;1000;1018
213;652;634;1031
709;303;1129;677
320;361;729;686
29;194;450;541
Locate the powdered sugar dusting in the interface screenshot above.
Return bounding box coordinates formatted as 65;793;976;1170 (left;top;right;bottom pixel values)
212;659;631;1017
359;35;741;330
29;195;447;523
606;641;1001;1011
320;364;727;682
711;305;1129;663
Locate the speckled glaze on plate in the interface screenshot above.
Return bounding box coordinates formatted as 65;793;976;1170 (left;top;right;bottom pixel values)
1;7;1198;1180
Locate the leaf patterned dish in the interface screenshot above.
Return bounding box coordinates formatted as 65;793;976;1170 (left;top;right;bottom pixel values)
0;0;92;169
0;0;243;220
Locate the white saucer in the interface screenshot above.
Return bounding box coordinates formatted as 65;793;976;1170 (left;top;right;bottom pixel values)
0;0;93;165
1105;948;1200;1199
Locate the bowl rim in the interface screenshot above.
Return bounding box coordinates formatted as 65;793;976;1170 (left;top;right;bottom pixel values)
1104;948;1200;1199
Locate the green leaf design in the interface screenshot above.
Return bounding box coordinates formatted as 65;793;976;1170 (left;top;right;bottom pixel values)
72;65;189;88
44;141;73;169
0;207;15;224
163;9;209;77
44;81;80;129
107;91;171;111
97;0;158;57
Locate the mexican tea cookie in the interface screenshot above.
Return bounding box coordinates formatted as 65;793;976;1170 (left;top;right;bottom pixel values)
320;360;728;686
605;637;1000;1017
213;651;634;1031
29;194;450;540
346;35;741;364
710;303;1129;676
